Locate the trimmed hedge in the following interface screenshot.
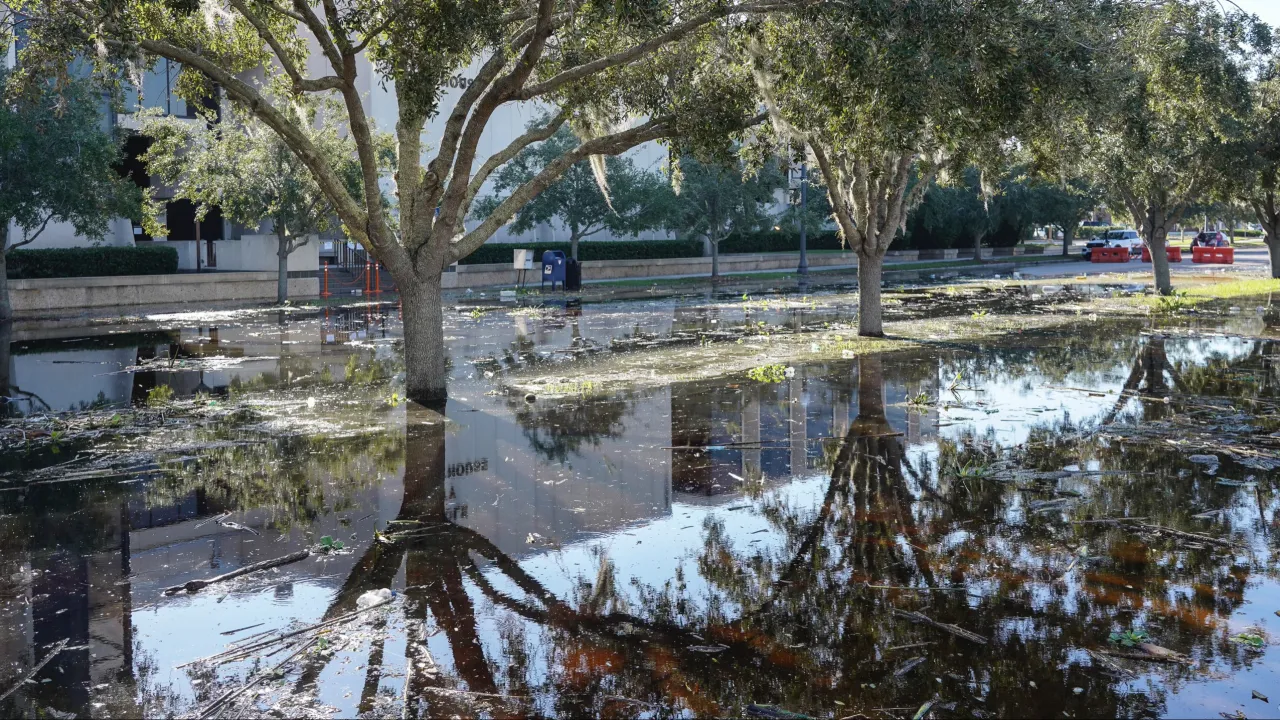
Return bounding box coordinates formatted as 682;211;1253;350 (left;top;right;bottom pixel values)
7;245;179;279
718;230;846;254
460;232;856;266
459;239;702;265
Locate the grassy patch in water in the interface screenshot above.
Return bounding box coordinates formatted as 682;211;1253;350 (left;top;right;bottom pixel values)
1182;277;1280;299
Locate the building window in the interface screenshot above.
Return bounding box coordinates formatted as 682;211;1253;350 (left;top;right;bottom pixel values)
165;200;224;241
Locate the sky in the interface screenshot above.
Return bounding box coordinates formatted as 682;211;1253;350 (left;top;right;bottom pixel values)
1231;0;1280;27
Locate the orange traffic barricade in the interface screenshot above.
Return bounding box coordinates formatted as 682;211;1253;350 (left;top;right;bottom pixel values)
1140;246;1183;263
1192;246;1234;264
1091;247;1130;263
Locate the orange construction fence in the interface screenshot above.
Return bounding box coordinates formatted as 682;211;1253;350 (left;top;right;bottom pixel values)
1141;246;1183;263
1091;247;1130;263
1192;246;1234;264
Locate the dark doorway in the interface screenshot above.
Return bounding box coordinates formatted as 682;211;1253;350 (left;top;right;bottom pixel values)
164;200;224;242
117;134;154;242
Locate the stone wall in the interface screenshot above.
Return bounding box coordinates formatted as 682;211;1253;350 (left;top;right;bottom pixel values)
441;250;895;289
10;272;319;317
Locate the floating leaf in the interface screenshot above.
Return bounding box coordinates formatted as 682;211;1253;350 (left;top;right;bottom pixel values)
1232;633;1266;649
1109;629;1149;648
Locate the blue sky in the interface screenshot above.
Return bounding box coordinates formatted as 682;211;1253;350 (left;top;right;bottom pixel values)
1232;0;1280;26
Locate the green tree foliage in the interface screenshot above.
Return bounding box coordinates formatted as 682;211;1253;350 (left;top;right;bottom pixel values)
139;97;375;302
666;155;782;277
1235;52;1280;276
11;0;793;402
748;0;1103;336
0;70;142;319
1088;0;1269;293
904;168;1044;251
1031;178;1101;256
474;123;672;260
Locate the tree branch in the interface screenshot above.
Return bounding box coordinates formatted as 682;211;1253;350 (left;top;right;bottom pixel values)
10;212;56;250
436;0;557;243
464;109;570;211
256;0;308;24
811;142;860;252
513;0;803;100
418;51;512;217
231;0;344;93
449;116;675;263
137;38;372;249
289;0;343;70
878;152;914;252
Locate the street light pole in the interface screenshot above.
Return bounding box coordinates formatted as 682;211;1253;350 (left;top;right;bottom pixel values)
798;163;809;278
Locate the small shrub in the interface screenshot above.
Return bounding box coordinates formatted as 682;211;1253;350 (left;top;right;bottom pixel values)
747;364;788;383
1109;629;1149;648
146;385;175;406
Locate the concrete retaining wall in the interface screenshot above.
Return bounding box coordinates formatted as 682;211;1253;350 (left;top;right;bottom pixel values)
11;272;319;317
443;250;872;289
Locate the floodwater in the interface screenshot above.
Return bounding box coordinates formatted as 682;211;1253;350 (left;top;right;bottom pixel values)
2;285;1279;719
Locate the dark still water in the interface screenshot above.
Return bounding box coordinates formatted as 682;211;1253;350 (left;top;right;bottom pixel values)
1;291;1279;719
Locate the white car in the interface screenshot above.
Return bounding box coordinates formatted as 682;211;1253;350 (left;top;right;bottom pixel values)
1082;229;1143;260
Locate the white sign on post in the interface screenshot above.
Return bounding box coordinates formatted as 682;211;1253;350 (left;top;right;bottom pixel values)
513;249;534;270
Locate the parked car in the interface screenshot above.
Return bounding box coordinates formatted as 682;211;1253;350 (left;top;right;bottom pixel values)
1190;230;1230;248
1082;229;1143;260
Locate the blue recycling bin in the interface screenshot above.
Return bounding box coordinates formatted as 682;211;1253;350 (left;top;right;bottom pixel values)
541;250;566;290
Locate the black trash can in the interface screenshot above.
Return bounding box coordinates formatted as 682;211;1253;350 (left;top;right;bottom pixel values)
565;258;582;291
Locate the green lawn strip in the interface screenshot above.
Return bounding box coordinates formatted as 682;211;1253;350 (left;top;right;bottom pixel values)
503;274;1279;398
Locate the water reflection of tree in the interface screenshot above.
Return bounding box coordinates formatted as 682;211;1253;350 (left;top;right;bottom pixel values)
146;425;406;528
267;361;1167;718
59;330;1275;718
509;393;632;464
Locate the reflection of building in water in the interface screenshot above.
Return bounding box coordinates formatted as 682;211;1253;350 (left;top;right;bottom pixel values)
670;362;939;497
443;392;673;558
3;303;400;412
0;475;396;718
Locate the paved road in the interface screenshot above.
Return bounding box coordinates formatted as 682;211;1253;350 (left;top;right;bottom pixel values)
1013;246;1272;279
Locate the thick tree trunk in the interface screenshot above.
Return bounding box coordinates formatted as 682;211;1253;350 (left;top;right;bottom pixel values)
710;236;720;279
972;229;983;262
400;274;448;408
570;231;579;261
277;246;289;304
0;248;10;323
1062;226;1074;256
858;251;885;337
1267;235;1280;279
1149;226;1173;295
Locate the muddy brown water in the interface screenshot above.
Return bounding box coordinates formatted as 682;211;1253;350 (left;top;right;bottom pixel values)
1;288;1279;719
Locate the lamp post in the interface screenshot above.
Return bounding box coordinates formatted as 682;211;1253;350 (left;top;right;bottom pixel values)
797;164;809;278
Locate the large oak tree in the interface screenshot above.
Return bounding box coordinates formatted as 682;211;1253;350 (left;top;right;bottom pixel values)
14;0;798;403
1090;0;1266;294
748;0;1102;336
